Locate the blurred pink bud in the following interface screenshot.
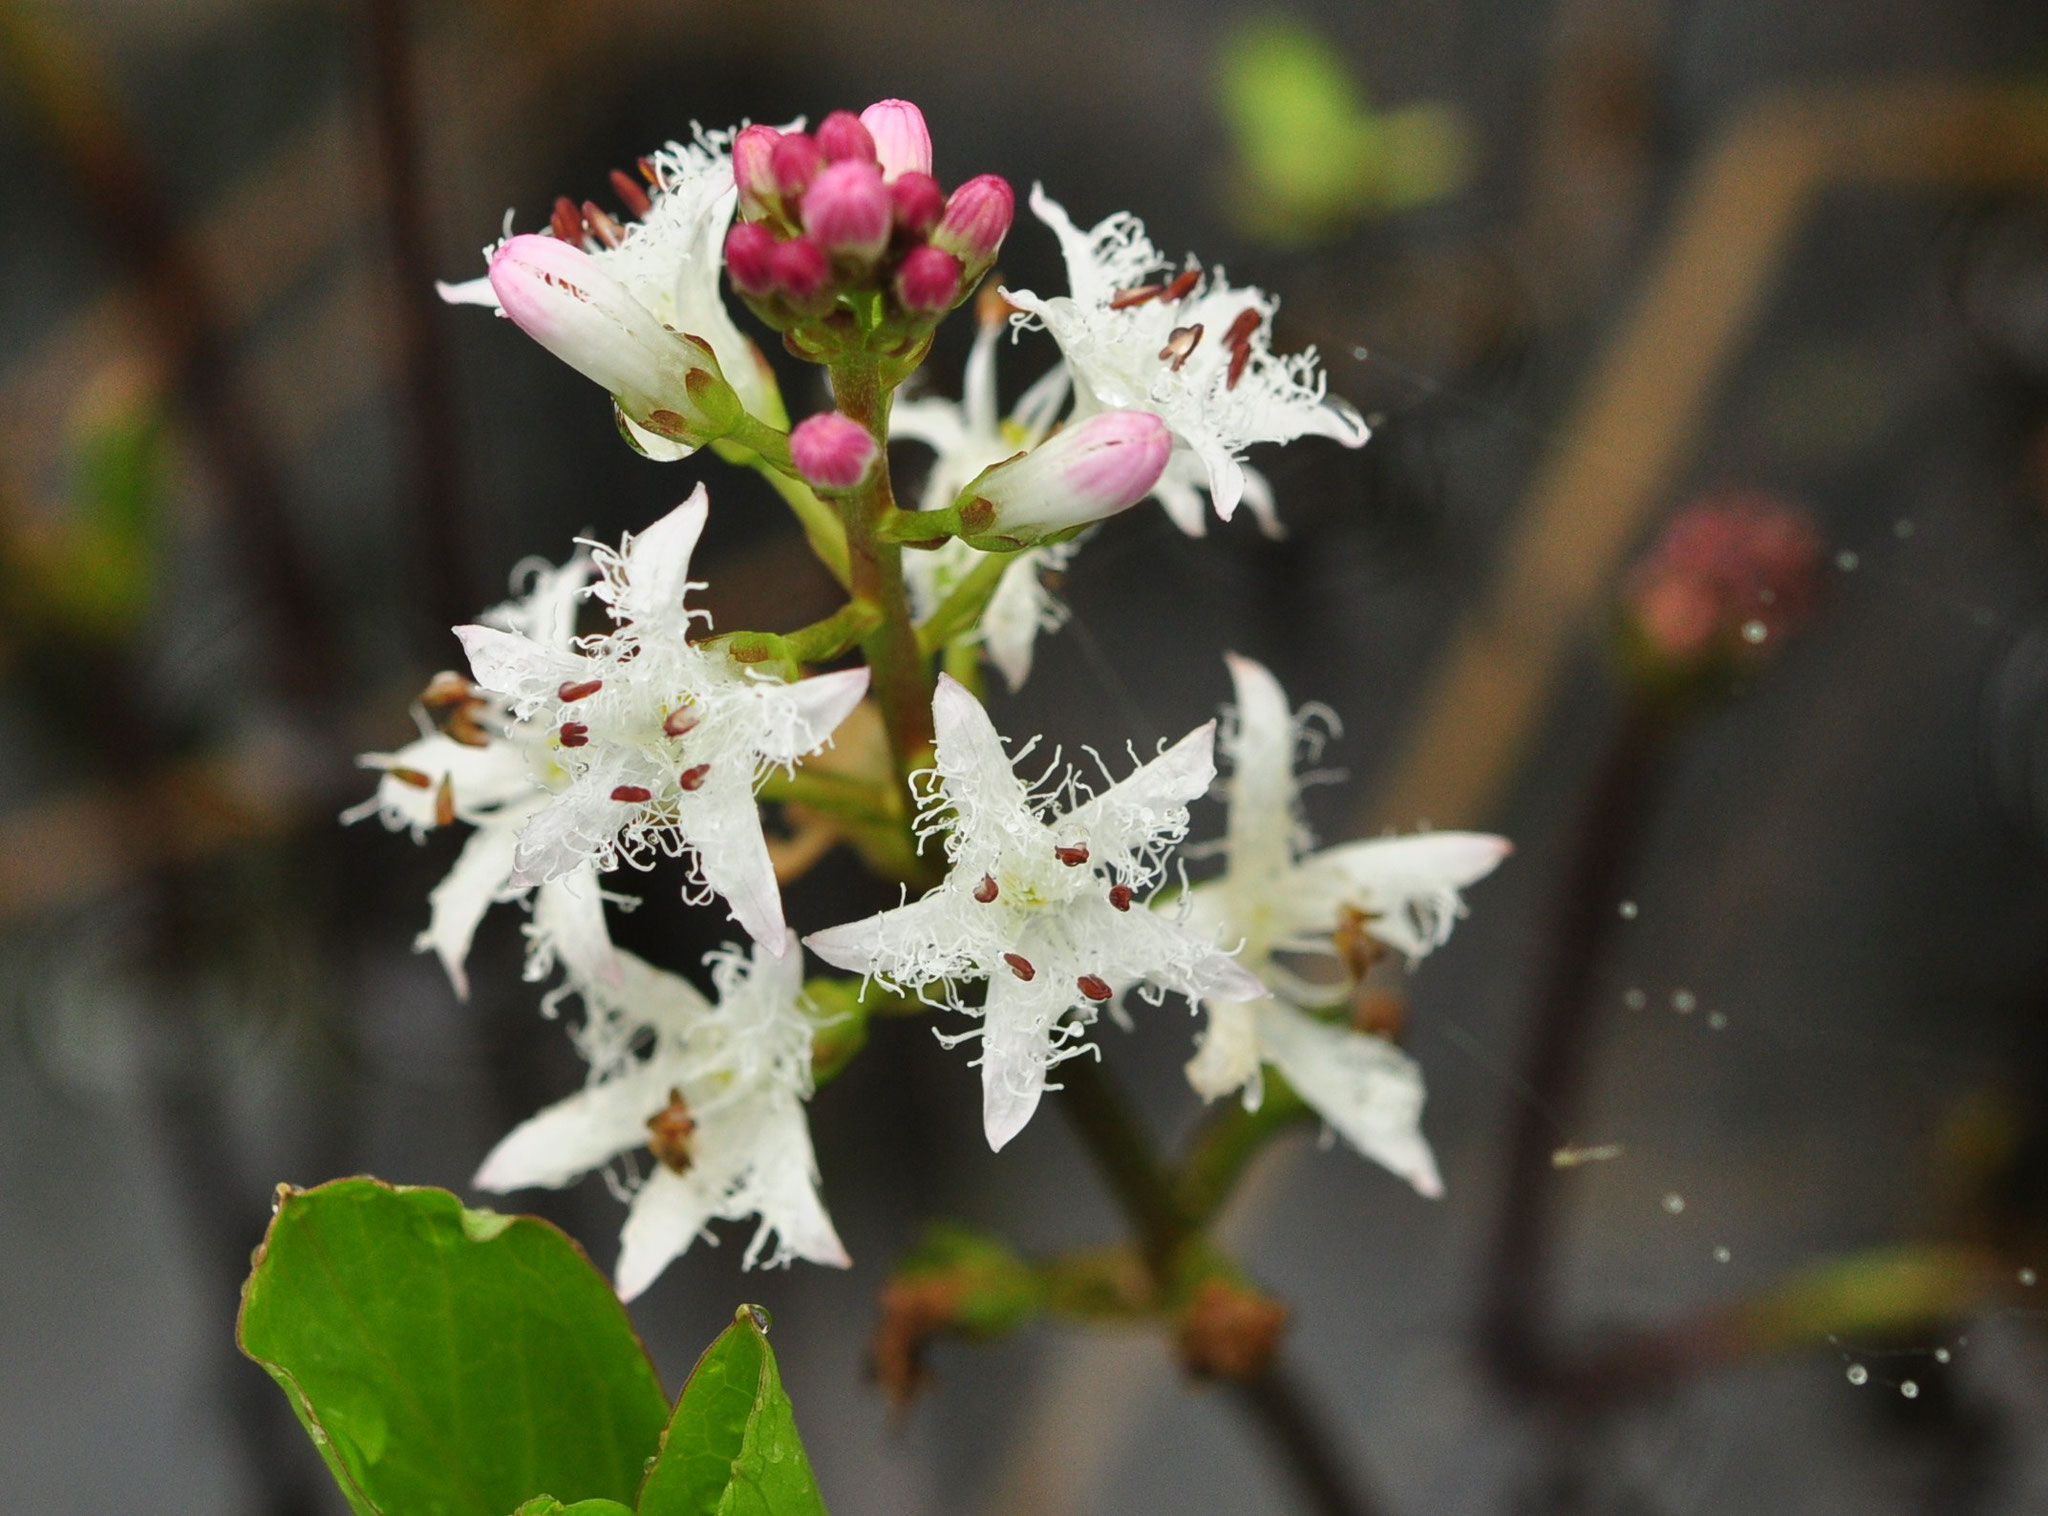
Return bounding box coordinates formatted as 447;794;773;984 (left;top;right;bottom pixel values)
724;222;778;296
964;410;1171;539
895;244;963;313
860;99;933;181
890;172;946;237
1623;490;1823;672
932;174;1013;271
802;160;892;262
733;124;782;220
770;132;823;202
816;110;878;165
770;236;830;301
790;412;880;492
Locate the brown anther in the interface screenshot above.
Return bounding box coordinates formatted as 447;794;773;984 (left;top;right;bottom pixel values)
662;706;700;738
611;784;653;803
1227;344;1252;390
1054;843;1090;866
1350;985;1408;1042
645;1087;697;1174
1159;268;1200;303
609;168;653;219
1159;324;1204;371
1003;952;1036;981
420;670;491;747
388;766;432;789
974;874;1000;903
558;722;590;747
678;763;710;791
550;195;587;244
1109;282;1164;310
1333;905;1386;982
582;201;625;248
1222;307;1262;350
1108;884;1133;911
637;155;659;185
434;774;457;828
1076;974;1113;1002
557;678;603;702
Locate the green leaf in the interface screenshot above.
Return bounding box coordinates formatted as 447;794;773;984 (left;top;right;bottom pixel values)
238;1178;671;1516
511;1502;637;1516
637;1305;828;1516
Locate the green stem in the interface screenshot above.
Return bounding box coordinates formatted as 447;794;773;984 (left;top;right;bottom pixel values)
1174;1075;1313;1229
717;598;882;676
915;549;1016;656
756;765;898;829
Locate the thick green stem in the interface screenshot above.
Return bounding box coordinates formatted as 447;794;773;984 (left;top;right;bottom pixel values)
828;356;933;782
915;548;1015;656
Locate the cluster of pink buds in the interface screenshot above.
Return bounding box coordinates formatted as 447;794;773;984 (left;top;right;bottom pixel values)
1622;489;1823;680
724;100;1013;340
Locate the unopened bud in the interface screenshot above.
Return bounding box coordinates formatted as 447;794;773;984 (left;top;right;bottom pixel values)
769;132;823;203
860;99;933;182
770;236;831;304
724;222;778;296
953;409;1171;546
802;160;892;263
890;173;946;237
489;234;730;444
816;110;878;165
1621;490;1822;681
895;245;963;314
732;124;782;220
931;174;1013;277
790;412;880;493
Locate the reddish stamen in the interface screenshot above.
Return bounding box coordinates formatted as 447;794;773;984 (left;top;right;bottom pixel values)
557;678;603;702
1160;324;1204;371
1108;884;1133;911
611;784;653;803
1227;345;1252;390
678;763;710;791
662;706;700;738
582;201;625;248
637;155;659;185
434;775;457;828
1054;844;1089;866
974;874;999;903
1109;283;1163;310
558;722;589;747
1222;308;1261;349
550;196;587;244
646;1087;696;1173
609;168;652;219
1160;268;1200;303
1003;952;1036;981
1076;974;1113;1002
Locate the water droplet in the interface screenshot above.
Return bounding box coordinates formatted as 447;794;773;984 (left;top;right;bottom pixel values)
1351;345;1370;361
1934;1347;1952;1364
1662;1192;1686;1214
1836;550;1860;571
1707;1011;1728;1031
1618;900;1638;920
2020;1268;2038;1287
1672;989;1697;1013
1624;987;1647;1010
1741;620;1768;645
1900;1379;1920;1399
1713;1246;1732;1263
1895;518;1916;539
1846;1364;1869;1385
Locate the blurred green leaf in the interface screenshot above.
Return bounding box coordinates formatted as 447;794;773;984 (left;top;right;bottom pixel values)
238;1178;671;1516
637;1305;827;1516
512;1502;638;1516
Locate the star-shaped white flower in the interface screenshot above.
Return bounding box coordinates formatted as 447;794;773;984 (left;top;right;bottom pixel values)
1182;653;1510;1196
805;674;1263;1150
1002;186;1368;537
456;485;868;956
894;313;1075;691
475;916;847;1299
439;124;780;454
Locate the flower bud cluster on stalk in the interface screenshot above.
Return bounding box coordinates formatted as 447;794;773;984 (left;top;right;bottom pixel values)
353;94;1510;1307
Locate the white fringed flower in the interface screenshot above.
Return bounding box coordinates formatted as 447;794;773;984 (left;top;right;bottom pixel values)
805;675;1263;1150
1002;186;1368;537
439;124;780;455
895;315;1075;691
455;485;868;955
475;920;847;1300
1181;653;1510;1196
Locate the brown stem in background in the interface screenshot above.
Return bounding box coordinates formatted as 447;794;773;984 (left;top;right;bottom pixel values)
361;0;474;633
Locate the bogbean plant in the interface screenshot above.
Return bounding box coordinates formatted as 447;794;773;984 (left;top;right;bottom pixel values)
246;101;1510;1512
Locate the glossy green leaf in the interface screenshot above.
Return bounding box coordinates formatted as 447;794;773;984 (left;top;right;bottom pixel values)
238;1178;670;1516
637;1306;828;1516
511;1501;637;1516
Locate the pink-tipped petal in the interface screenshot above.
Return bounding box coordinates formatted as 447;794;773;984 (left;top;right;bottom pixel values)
724;221;778;296
790;412;880;492
732;124;782;219
932;174;1013;269
769;236;830;301
894;245;963;314
859;99;933;181
890;172;946;237
815;109;878;165
769;132;823;202
801;160;892;262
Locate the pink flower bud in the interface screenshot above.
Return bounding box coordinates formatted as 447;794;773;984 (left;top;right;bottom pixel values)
931;174;1013;271
895;244;962;314
962;409;1171;540
770;132;823;202
859;99;932;182
816;110;878;165
890;172;946;236
802;160;892;263
790;411;880;492
724;221;778;296
770;236;830;302
1622;490;1822;673
732;124;781;220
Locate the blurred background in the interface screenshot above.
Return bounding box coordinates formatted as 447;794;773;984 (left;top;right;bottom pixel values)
8;0;2048;1511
